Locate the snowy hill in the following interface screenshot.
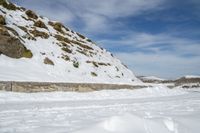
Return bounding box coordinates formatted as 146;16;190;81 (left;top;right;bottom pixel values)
0;0;140;85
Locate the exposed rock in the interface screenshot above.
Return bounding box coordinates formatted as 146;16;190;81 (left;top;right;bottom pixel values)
25;10;38;20
0;15;6;25
0;26;25;58
44;57;54;65
34;20;47;29
62;47;72;53
0;0;18;11
30;29;49;39
54;34;71;44
48;21;68;34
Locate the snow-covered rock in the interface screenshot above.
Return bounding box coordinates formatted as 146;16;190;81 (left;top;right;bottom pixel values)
0;1;140;85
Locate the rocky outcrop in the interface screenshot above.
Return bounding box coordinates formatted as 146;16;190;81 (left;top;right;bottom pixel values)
0;26;27;58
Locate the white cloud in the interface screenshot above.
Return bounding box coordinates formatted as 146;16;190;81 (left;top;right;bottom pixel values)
99;32;200;56
116;52;200;79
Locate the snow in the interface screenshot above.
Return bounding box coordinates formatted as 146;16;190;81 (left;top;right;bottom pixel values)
184;75;200;79
0;86;200;133
141;76;165;81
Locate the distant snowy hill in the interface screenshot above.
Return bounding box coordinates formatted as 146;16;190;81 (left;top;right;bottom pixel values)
0;0;140;84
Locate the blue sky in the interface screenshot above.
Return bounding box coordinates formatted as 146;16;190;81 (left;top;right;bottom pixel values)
11;0;200;79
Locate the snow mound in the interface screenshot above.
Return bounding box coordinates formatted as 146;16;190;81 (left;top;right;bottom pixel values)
74;114;179;133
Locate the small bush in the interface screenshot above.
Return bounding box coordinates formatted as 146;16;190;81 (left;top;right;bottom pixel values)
73;61;79;68
91;72;97;77
22;49;33;58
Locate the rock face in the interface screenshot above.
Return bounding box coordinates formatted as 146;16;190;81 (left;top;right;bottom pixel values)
0;26;26;58
0;15;6;25
0;1;140;85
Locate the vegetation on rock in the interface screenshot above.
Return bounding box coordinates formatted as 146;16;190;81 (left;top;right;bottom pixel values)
22;49;33;58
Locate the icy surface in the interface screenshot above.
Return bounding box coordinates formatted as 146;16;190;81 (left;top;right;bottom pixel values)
0;87;200;133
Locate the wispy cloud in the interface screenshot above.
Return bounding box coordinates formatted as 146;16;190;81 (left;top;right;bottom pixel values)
116;52;200;79
11;0;166;33
99;32;200;56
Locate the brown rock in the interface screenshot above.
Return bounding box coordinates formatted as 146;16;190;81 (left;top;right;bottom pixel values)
44;57;54;65
34;20;48;29
0;26;25;58
25;10;38;20
0;15;6;25
30;29;49;39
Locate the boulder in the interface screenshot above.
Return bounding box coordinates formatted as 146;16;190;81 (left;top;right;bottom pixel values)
0;26;28;58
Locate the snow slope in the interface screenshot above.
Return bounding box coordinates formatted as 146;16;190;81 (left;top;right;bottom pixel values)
0;1;140;85
0;87;200;133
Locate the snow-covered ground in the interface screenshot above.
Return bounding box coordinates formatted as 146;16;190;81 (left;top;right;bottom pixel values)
0;86;200;133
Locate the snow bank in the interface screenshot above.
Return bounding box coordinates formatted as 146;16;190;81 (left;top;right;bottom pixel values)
0;86;186;103
75;114;174;133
